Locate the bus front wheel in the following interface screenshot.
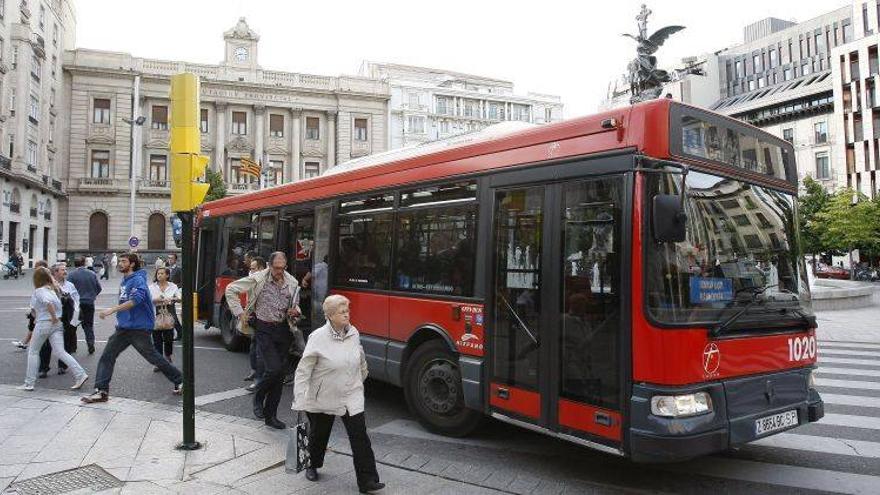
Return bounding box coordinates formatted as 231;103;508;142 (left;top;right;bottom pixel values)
403;340;482;437
219;304;247;352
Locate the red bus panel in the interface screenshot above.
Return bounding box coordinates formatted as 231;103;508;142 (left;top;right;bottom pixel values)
558;399;622;442
490;383;540;420
336;290;390;339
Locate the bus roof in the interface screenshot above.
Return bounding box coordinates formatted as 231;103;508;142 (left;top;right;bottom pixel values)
199;99;792;218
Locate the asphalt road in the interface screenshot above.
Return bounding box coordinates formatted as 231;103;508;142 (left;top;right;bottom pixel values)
2;274;879;494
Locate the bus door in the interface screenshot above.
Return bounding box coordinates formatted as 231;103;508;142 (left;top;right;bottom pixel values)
487;174;625;452
195;218;218;322
280;212;315;332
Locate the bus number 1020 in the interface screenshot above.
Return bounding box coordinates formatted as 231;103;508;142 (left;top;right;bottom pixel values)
788;336;817;362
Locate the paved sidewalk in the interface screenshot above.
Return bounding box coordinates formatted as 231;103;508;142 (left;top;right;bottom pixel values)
0;385;505;494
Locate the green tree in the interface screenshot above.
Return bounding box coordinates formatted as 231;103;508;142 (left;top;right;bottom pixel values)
203;168;227;203
816;188;880;269
798;177;830;259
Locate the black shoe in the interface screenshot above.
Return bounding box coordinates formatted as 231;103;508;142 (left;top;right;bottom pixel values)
244;371;255;382
37;371;48;379
359;481;385;493
305;467;319;481
264;417;286;430
88;344;95;355
253;405;265;420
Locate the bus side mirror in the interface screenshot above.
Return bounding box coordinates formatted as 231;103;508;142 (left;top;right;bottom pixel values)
653;194;687;243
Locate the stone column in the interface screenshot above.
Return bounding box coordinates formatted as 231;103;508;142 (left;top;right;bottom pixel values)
254;105;265;165
214;101;227;173
290;107;301;182
326;110;336;169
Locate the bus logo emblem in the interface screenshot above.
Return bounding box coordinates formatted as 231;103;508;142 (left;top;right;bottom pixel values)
703;343;721;375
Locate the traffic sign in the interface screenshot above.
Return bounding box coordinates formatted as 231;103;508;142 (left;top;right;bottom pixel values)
128;236;139;248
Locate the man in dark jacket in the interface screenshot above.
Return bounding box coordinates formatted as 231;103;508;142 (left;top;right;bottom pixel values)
67;256;102;354
81;253;183;403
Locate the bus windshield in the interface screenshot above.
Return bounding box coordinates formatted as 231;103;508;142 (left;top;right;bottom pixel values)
645;168;812;327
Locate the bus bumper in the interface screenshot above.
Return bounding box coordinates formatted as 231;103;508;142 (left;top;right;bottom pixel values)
629;368;823;463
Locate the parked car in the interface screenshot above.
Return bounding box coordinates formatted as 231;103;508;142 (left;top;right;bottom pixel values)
815;263;850;280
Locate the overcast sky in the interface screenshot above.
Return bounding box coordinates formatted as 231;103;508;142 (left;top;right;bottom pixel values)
74;0;842;117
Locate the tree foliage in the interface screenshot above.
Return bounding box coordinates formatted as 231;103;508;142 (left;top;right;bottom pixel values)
204;168;227;203
798;177;830;256
815;188;880;256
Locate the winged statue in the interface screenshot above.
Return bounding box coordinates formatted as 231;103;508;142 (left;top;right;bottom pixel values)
623;5;686;103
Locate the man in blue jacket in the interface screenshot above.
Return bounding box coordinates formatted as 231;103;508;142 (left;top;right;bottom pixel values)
82;252;182;403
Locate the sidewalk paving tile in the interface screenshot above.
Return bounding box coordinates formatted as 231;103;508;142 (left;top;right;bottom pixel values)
127;456;185;482
15;459;81;480
194;441;285;486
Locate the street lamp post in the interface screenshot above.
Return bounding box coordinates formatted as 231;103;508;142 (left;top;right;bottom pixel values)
126;74;146;247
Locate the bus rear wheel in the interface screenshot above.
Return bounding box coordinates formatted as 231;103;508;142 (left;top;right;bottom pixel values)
403;340;482;437
219;304;247;352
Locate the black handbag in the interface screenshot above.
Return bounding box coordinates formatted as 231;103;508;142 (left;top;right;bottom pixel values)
286;411;310;473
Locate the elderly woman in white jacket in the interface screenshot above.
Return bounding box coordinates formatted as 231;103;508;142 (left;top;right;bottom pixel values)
292;294;384;494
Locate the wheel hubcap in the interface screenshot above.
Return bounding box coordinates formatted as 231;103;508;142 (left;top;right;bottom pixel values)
419;360;460;415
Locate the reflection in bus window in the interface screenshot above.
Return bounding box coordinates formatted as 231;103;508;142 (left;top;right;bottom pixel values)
312;206;332;328
646;169;811;327
258;214;277;258
394;206;476;296
560;178;621;409
222;213;256;277
335;213;393;289
493;188;543;389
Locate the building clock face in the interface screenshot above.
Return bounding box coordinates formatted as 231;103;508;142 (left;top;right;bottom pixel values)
234;47;249;62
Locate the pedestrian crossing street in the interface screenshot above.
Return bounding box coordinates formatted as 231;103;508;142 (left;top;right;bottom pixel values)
674;339;880;495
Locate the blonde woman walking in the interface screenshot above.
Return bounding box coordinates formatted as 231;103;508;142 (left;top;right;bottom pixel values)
18;267;88;391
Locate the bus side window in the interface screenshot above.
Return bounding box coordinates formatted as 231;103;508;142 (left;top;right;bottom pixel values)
221;213;257;278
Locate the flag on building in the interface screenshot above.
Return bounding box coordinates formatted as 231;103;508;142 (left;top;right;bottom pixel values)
240;157;262;177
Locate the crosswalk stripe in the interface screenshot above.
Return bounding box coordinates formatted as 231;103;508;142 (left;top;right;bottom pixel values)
817;378;880;391
672;457;880;495
820;413;880;431
820;341;880;350
820;348;880;358
752;431;880;458
818;367;880;378
822;393;880;409
820;357;880;367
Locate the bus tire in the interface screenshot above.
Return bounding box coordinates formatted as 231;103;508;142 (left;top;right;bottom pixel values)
219;304;247;352
403;340;482;437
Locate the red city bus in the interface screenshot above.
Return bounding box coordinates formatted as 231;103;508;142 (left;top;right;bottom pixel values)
195;99;823;462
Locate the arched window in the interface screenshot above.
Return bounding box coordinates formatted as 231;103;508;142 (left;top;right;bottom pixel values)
148;213;166;250
11;188;21;210
88;212;108;250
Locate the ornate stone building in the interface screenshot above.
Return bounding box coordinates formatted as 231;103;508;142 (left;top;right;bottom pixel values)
0;0;74;267
359;61;563;149
60;18;389;254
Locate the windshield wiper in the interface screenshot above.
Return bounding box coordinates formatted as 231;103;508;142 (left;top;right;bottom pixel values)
778;307;817;330
709;285;775;337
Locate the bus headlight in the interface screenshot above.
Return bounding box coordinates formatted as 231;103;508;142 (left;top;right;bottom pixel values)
651;392;713;418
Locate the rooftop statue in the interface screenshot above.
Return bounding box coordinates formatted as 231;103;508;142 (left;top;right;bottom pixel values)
623;5;685;103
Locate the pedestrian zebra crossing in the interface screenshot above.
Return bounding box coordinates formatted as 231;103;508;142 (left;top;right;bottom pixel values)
676;339;880;495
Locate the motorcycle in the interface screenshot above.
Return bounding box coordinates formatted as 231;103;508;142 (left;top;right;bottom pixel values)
2;263;22;280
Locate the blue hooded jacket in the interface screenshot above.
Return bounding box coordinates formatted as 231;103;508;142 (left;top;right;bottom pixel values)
117;269;155;331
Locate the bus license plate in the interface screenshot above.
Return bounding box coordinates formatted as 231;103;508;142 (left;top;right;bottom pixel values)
755;410;798;436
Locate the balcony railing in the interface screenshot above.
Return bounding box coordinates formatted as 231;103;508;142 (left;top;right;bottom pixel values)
0;155;10;170
52;179;62;190
10;203;20;213
26;164;37;173
43;211;51;221
41;174;48;185
78;177;115;189
141;179;169;188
